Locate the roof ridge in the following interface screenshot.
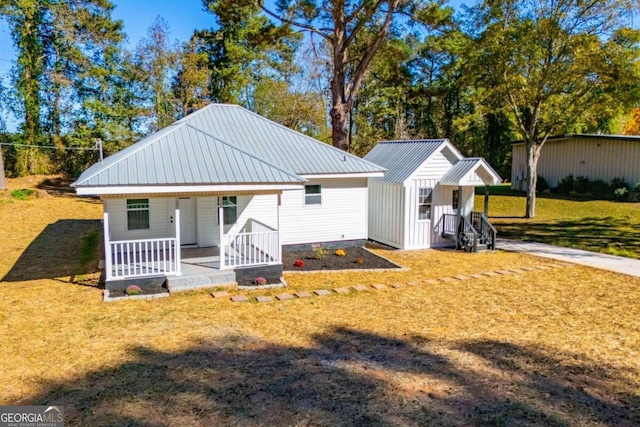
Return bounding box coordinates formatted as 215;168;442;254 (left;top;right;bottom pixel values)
73;122;189;187
183;124;305;182
231;105;386;172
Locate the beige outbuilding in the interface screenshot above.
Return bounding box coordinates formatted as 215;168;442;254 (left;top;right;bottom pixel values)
511;134;640;191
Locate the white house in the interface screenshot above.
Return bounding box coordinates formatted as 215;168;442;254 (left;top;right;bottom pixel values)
72;104;385;290
364;139;502;251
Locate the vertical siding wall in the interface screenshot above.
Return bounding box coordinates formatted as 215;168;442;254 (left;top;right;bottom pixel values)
368;180;405;248
280;178;368;245
512;138;640;189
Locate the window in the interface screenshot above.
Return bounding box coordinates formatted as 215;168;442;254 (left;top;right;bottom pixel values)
305;184;322;205
127;199;150;230
452;189;459;211
221;196;237;224
418;188;432;220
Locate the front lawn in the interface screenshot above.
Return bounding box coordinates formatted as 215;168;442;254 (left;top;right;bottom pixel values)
478;185;640;258
1;177;639;426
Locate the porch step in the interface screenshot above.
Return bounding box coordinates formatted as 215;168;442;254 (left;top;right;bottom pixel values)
167;270;236;293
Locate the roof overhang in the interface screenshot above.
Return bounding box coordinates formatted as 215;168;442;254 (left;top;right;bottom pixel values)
439;159;502;186
301;171;385;179
75;183;304;196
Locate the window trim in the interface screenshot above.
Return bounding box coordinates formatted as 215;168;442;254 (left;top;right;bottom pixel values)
220;196;237;225
304;184;322;206
417;187;433;221
452;189;459;211
126;198;150;230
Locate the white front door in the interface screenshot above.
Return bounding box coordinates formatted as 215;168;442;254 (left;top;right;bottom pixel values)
179;198;197;245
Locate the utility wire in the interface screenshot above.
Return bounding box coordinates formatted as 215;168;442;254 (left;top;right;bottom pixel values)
0;142;98;151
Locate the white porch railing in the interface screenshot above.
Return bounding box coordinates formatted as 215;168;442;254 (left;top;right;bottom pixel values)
224;229;280;268
107;238;179;281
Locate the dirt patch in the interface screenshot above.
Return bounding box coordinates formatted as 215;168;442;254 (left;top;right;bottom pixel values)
107;284;169;298
283;246;401;271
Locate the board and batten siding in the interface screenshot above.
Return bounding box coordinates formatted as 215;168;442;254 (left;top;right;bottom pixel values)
511;137;640;189
279;177;368;245
368;180;405;248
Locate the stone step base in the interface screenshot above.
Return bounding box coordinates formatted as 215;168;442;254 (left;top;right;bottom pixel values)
167;271;237;293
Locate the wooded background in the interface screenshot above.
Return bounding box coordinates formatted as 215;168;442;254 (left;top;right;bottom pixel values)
1;0;639;191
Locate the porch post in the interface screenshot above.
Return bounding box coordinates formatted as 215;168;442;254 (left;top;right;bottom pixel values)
277;193;282;263
456;185;463;250
218;196;225;269
484;185;490;216
103;208;111;281
175;199;181;275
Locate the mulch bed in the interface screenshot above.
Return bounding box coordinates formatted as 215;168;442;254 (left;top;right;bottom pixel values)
107;284;169;298
283;246;401;271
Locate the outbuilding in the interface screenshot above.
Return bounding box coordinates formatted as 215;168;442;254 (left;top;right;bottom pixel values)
364;139;502;251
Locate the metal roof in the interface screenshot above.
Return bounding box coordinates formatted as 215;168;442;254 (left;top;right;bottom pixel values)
74;104;386;188
439;158;502;186
511;133;640;145
180;104;385;175
363;139;458;183
73;123;305;187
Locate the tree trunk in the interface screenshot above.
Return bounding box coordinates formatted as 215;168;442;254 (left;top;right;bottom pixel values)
330;98;349;151
525;140;542;218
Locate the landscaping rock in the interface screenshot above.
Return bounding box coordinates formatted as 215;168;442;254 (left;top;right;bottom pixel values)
389;283;403;288
352;285;370;292
407;281;421;286
423;279;440;285
314;289;332;296
211;291;230;298
275;293;295;301
454;275;470;281
495;270;513;275
230;295;249;302
438;277;456;283
483;271;499;277
470;274;485;279
256;296;274;303
333;287;351;294
371;284;387;290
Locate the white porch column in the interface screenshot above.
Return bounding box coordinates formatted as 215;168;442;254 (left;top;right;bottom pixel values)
276;193;282;263
103;209;111;281
218;196;225;269
456;185;463;250
484;185;490;216
175;199;181;275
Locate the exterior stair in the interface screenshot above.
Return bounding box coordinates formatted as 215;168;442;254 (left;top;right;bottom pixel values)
167;269;236;293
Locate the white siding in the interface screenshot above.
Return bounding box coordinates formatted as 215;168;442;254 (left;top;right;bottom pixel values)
410;149;457;182
196;197;218;246
512;138;640;189
368;180;405;248
105;197;172;242
280;178;368;245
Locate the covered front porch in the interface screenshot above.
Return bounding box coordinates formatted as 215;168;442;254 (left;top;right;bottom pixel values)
102;195;283;283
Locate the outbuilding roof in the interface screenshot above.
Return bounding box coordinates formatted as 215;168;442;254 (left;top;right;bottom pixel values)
439;158;502;186
363;139;461;183
73;104;385;190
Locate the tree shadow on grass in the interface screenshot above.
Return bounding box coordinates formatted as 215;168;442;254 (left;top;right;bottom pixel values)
24;327;639;426
495;216;640;257
2;219;102;282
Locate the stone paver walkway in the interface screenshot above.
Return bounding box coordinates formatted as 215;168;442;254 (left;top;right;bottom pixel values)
218;261;575;303
497;238;640;278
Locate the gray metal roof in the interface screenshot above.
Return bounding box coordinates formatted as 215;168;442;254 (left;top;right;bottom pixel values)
180;104;384;175
73;123;305;186
74;104;386;188
364;139;457;183
439;158;502;186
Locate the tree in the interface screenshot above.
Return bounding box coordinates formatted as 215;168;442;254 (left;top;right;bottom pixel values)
470;0;640;218
260;0;452;151
135;17;179;131
171;36;212;119
199;0;300;106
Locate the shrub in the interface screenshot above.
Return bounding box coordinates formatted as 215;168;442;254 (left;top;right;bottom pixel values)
614;187;629;202
535;175;550;193
294;259;305;268
11;188;34;200
311;244;328;260
590;179;611;198
557;175;574;195
335;249;346;257
125;285;141;296
254;277;267;286
574;176;591;194
354;257;364;264
634;181;640;201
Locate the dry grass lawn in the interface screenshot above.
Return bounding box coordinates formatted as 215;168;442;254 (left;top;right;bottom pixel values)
1;176;639;426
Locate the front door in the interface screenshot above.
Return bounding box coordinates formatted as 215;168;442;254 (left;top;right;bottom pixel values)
179;198;197;245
